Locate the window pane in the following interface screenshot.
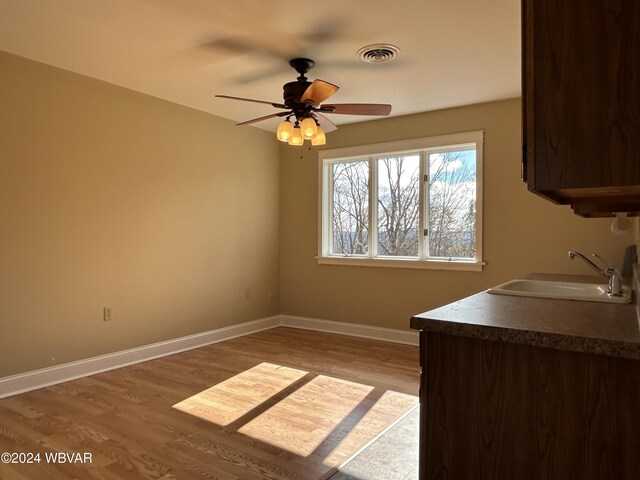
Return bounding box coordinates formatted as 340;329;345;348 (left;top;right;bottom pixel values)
331;161;369;255
428;149;476;259
377;155;420;257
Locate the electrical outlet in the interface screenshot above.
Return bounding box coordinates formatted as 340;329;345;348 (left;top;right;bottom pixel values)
244;288;251;299
104;307;113;321
268;291;273;302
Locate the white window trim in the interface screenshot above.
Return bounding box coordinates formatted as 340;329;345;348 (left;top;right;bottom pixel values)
318;131;485;271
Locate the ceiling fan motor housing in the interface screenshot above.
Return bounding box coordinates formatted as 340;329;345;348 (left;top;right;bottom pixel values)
283;80;312;110
283;57;317;118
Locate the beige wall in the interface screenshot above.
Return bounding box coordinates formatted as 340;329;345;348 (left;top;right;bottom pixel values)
0;52;280;377
280;98;635;329
2;52;635;379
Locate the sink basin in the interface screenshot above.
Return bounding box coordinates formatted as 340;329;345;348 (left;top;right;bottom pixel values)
488;279;632;304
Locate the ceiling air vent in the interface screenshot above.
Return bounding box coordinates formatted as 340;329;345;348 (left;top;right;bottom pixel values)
357;44;400;64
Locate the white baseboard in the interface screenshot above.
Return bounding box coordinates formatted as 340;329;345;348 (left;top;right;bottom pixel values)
281;315;419;346
0;315;417;399
0;316;280;399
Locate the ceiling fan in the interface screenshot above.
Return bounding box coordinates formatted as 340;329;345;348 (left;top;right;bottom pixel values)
215;58;392;146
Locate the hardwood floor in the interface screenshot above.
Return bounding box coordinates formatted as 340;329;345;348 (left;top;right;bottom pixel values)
0;327;419;480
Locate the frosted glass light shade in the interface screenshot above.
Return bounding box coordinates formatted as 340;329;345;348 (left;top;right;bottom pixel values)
300;117;318;138
276;120;294;142
311;126;326;146
288;127;304;146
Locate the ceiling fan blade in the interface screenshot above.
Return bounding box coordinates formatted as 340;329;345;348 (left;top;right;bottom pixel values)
314;113;338;133
216;95;287;109
236;111;290;126
300;80;339;106
319;103;392;116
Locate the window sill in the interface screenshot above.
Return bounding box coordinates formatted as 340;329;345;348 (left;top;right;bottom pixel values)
317;256;485;271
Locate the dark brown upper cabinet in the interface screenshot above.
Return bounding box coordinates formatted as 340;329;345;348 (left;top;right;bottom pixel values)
522;0;640;216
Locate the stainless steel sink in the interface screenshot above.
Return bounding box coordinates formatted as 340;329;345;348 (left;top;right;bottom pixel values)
488;279;632;304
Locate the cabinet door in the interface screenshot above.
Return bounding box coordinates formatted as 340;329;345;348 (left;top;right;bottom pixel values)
423;332;640;479
523;0;640;205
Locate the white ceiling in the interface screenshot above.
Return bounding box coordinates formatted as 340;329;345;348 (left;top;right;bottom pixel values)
0;0;521;132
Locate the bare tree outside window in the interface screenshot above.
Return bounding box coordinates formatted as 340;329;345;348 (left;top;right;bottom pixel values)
377;155;420;257
332;162;369;255
322;132;482;268
428;150;476;258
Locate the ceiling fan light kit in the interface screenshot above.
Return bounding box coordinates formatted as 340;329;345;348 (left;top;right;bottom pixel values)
282;119;325;146
276;120;294;142
288;126;304;146
311;127;326;146
300;117;318;138
216;57;392;147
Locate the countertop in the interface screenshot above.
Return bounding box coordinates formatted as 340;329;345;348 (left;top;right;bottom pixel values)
410;273;640;359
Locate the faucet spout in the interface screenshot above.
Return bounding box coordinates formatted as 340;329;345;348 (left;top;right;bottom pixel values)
568;251;623;297
568;251;606;276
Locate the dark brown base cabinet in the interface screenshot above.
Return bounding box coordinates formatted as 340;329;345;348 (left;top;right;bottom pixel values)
419;332;640;479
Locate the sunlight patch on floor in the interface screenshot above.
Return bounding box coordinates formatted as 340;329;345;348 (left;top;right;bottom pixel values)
172;362;307;426
323;391;418;467
173;362;417;461
238;375;374;456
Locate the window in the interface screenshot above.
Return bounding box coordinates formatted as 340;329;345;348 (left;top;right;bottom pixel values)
319;131;484;271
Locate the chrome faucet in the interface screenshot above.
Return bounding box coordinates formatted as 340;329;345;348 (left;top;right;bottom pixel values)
568;251;623;297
